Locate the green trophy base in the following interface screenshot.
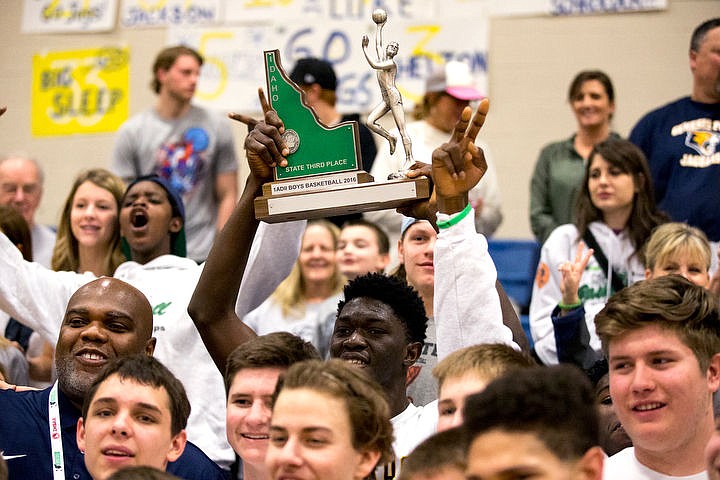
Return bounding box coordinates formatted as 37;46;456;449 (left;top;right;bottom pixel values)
254;176;430;223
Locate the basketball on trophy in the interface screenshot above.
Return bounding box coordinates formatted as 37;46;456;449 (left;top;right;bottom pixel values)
372;8;387;25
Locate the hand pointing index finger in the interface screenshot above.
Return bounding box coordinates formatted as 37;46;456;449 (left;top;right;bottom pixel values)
228;112;258;131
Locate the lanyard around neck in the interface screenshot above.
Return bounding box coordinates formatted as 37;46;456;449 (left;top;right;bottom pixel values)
48;381;66;479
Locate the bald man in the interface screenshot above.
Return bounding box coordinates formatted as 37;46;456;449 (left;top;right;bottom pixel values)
0;278;225;480
0;155;55;267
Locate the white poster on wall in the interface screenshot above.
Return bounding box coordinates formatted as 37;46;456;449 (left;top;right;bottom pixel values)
167;26;276;111
223;0;436;23
486;0;667;16
168;7;489;113
22;0;117;33
120;0;221;28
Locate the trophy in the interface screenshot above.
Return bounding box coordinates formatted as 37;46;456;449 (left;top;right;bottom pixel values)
253;10;429;223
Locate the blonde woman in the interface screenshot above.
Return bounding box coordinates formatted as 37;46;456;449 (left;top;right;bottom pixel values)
52;169;125;276
243;220;345;355
644;222;717;290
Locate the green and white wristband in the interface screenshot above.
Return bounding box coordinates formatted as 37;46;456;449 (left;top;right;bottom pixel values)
437;203;472;230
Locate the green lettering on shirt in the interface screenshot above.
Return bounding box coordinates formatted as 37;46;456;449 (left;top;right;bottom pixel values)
152;302;172;316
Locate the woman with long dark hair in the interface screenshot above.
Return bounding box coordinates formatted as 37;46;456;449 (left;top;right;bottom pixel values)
530;138;667;365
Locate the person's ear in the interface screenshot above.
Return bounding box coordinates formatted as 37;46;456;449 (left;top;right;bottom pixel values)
302;84;321;106
706;352;720;393
404;341;422;366
169;217;182;234
354;448;382;480
574;446;604;480
310;83;322;98
376;253;390;272
76;417;87;453
645;268;652;280
635;173;645;193
157;68;169;86
689;48;698;73
145;337;157;356
166;430;187;464
397;239;405;264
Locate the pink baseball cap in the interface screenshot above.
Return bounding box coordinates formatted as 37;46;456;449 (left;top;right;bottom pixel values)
425;61;483;101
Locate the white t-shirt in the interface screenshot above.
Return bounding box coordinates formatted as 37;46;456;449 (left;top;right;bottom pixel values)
374;402;438;479
604;447;708;480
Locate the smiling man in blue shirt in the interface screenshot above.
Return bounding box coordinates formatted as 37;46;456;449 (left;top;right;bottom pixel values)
0;277;226;480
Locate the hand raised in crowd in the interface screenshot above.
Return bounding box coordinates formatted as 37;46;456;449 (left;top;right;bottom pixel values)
431;98;489;214
558;241;594;307
401;99;490;219
229;88;289;182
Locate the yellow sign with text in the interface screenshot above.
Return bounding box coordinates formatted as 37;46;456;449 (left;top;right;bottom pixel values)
31;47;129;136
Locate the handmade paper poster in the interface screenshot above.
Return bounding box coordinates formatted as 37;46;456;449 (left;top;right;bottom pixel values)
31;47;129;136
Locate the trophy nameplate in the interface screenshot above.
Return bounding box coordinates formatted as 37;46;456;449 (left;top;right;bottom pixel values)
253;49;429;223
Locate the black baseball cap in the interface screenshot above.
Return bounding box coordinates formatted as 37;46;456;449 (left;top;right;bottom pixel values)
290;58;337;91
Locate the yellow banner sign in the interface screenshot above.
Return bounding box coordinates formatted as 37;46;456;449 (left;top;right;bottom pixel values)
31;47;129;136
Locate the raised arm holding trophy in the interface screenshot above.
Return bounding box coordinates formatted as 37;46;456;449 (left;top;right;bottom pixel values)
240;8;430;223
